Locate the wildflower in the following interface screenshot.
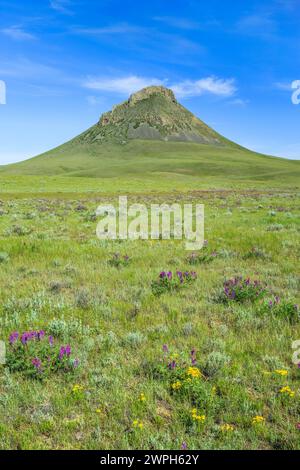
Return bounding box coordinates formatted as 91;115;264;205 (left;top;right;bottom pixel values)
59;345;71;360
73;358;80;368
168;360;177;370
220;424;235;432
9;332;19;344
274;369;288;377
132;419;144;429
139;393;146;402
181;441;187;450
37;330;45;340
49;335;54;346
187;366;202;379
171;381;182;390
95;408;102;414
59;346;66;360
32;357;42;370
279;385;295;397
252;416;265;425
72;384;84;394
191;349;197;365
162;344;169;353
191;408;206;422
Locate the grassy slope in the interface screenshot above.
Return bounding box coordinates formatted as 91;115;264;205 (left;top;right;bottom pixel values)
0;140;299;193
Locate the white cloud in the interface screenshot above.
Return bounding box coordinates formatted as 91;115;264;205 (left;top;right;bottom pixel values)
0;58;59;79
83;75;165;95
235;14;277;39
83;75;237;99
171;77;237;98
228;98;249;106
50;0;72;14
153;16;201;30
1;26;36;41
75;24;143;35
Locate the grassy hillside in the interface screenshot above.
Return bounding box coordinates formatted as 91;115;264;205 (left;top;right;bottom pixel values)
1;141;299;192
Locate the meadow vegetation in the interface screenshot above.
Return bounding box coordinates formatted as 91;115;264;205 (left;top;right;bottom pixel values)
0;181;299;449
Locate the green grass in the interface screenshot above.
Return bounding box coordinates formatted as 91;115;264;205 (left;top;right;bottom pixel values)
0;186;299;450
0;140;299;194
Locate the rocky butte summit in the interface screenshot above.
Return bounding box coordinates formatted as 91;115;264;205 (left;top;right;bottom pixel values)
77;85;229;146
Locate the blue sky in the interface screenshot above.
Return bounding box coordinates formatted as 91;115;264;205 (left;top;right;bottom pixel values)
0;0;300;164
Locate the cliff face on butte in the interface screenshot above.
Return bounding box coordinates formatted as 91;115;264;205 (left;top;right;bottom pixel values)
79;85;227;145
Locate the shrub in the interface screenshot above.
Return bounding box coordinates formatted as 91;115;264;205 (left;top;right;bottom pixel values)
203;351;231;377
260;297;299;322
243;247;270;260
108;253;130;268
6;330;79;379
0;252;9;263
217;277;267;303
187;250;217;265
151;271;197;296
75;288;91;309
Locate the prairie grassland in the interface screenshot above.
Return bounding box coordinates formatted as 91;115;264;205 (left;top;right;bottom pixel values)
0;187;299;450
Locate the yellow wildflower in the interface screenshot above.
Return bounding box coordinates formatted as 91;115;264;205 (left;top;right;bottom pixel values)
252;415;265;425
274;369;288;377
132;419;144;429
171;381;182;390
220;424;235;432
280;385;295;397
72;384;84;393
187;367;202;379
191;408;206;422
139;393;146;402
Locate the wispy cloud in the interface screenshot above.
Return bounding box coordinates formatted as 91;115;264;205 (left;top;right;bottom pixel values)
171;77;237;98
0;58;61;79
75;23;143;35
235;13;277;39
153;16;201;30
83;75;165;95
83;75;237;99
1;25;36;41
228;98;249;106
49;0;73;15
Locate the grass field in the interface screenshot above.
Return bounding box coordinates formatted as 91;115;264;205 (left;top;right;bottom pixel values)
0;174;299;449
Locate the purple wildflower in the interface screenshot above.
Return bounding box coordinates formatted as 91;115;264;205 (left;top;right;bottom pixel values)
191;349;197;365
181;441;188;450
73;358;80;368
59;346;66;360
168;360;177;370
65;344;71;357
163;344;169;353
37;330;45;340
167;271;172;280
9;332;19;344
32;358;42;370
49;335;54;346
159;271;166;279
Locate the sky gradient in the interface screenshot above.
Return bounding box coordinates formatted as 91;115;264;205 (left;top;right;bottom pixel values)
0;0;300;164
